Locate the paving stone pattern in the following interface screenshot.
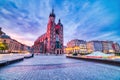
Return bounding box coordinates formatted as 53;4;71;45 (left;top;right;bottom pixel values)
0;55;120;80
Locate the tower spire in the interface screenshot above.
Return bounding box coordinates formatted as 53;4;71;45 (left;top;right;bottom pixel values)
52;8;54;14
49;8;55;17
58;19;61;23
58;19;63;26
52;5;54;13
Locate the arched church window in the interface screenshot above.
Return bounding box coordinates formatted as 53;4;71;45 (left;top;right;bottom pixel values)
56;35;59;41
56;29;59;34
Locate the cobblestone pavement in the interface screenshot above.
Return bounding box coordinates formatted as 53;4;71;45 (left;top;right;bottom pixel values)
0;54;32;61
0;55;120;80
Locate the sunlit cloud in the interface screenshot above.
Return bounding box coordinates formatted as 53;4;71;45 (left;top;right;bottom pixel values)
0;0;119;46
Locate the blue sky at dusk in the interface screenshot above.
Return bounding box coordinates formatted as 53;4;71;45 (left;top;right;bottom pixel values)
0;0;120;46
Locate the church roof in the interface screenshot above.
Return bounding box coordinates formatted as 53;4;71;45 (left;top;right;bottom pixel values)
0;33;11;39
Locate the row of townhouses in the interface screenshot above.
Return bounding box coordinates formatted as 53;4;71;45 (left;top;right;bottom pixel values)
65;39;120;54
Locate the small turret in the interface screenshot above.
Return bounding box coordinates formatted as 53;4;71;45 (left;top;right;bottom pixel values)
58;19;61;24
57;19;63;27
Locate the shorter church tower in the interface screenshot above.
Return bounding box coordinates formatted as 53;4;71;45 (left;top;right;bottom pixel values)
55;19;63;54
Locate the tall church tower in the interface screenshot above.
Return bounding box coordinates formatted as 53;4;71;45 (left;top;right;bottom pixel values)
47;9;56;53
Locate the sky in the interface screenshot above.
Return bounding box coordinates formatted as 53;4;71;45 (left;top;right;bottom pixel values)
0;0;120;46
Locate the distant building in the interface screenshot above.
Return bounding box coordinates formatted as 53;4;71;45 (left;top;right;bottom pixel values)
87;41;103;53
79;40;87;54
107;41;115;53
102;41;108;53
102;41;115;53
86;41;93;53
67;39;81;48
0;28;30;53
112;42;120;53
33;9;63;54
65;39;87;54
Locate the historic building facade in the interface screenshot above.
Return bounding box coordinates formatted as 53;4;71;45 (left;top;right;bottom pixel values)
33;9;63;54
65;39;87;54
102;41;115;53
87;41;103;53
87;40;115;53
0;27;30;53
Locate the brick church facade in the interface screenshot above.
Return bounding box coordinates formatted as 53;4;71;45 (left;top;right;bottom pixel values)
33;9;63;54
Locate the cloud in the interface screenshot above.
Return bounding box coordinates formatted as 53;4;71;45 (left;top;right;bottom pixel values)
62;0;120;45
0;0;119;46
0;0;50;46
